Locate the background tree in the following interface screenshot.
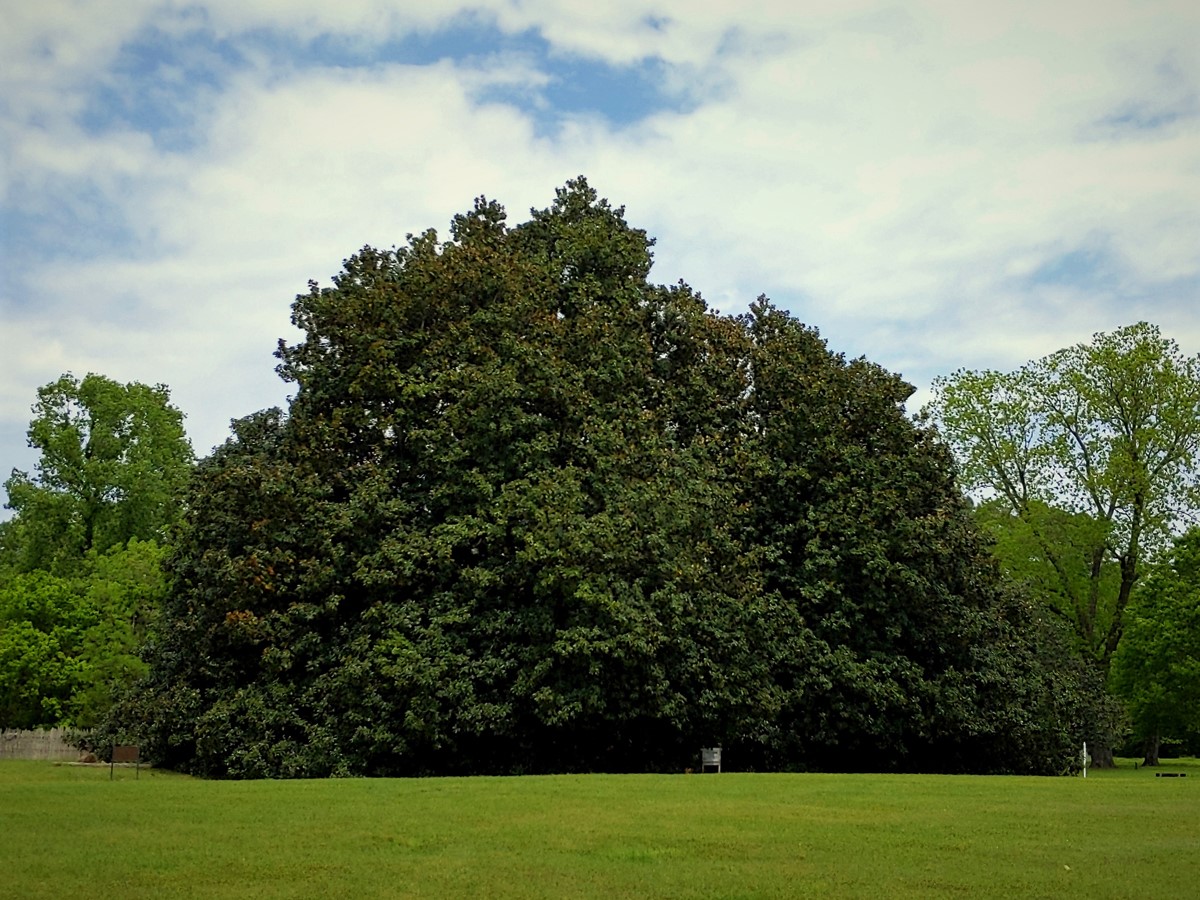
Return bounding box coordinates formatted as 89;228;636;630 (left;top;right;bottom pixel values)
0;571;96;728
974;498;1127;759
1112;528;1200;765
0;372;186;729
974;499;1119;633
925;324;1200;764
71;538;170;727
3;373;193;574
0;539;170;730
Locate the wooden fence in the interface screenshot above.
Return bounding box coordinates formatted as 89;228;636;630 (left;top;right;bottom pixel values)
0;728;79;761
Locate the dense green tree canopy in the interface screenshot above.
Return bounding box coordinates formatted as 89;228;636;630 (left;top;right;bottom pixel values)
0;539;169;730
1112;528;1200;764
748;306;1098;773
0;571;95;728
105;180;1085;777
3;373;193;574
925;326;1200;677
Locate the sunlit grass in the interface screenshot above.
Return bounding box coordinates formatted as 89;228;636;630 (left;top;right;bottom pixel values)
3;759;1198;898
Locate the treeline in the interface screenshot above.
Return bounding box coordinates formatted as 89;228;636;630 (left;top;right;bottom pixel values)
4;179;1197;776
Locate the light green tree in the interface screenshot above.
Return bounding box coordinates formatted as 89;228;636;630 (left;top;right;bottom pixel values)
0;539;170;729
926;323;1200;764
1112;528;1200;765
0;571;96;728
0;373;187;728
3;373;193;574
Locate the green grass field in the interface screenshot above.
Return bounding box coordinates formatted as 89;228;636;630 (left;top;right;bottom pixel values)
3;759;1197;898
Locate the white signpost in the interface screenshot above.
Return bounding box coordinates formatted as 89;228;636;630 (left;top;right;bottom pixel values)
1082;741;1088;778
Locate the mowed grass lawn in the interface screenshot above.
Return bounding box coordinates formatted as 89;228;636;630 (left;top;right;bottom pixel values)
3;759;1198;898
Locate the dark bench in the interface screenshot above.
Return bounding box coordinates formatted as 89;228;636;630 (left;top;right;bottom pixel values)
111;744;141;780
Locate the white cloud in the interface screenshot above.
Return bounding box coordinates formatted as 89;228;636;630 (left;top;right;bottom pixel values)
3;0;1200;503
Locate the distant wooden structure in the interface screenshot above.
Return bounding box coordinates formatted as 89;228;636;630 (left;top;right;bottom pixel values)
111;744;141;779
0;729;77;761
701;747;722;773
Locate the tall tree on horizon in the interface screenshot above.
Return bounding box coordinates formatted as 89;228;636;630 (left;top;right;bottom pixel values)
925;323;1200;765
2;373;193;574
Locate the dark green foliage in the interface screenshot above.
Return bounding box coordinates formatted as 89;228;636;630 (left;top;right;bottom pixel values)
738;303;1085;773
108;180;1084;776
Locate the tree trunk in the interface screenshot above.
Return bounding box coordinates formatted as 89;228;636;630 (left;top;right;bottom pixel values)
1142;734;1161;767
1090;743;1115;769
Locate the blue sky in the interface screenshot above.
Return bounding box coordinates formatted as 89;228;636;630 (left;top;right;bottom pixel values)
3;0;1199;511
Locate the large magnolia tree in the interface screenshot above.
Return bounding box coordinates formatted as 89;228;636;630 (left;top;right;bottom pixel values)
104;180;1085;777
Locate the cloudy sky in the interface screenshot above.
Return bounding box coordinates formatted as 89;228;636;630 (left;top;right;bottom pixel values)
3;0;1199;509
